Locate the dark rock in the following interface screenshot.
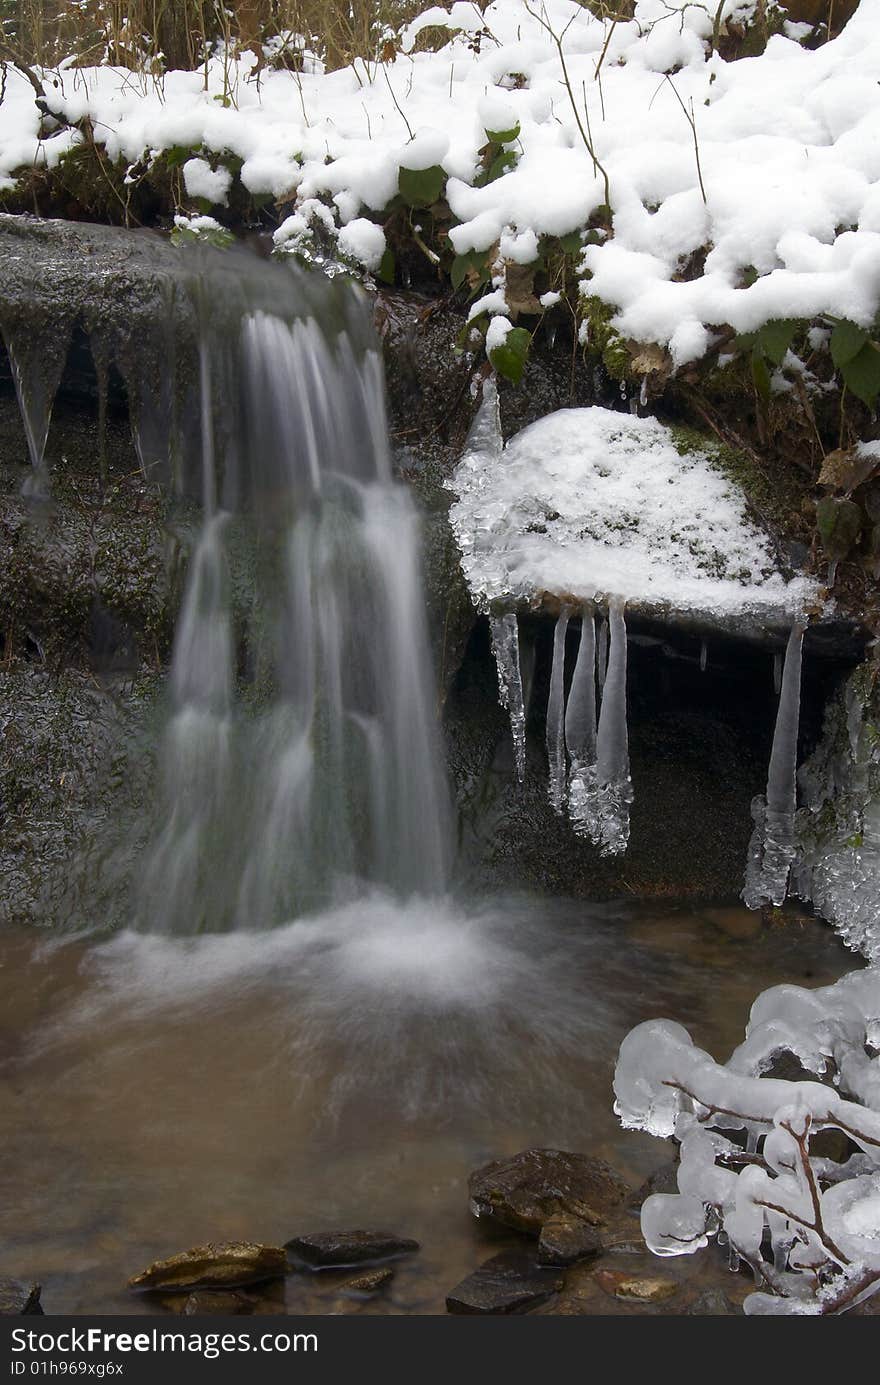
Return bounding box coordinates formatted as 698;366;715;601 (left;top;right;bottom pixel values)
129;1242;288;1292
687;1289;738;1315
536;1214;604;1266
285;1231;419;1269
631;1159;680;1213
468;1149;631;1233
0;1277;42;1315
446;1251;563;1315
341;1267;395;1293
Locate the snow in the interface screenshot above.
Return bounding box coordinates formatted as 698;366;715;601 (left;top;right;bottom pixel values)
2;2;879;369
182;157;232;205
337;217;387;272
448;394;818;628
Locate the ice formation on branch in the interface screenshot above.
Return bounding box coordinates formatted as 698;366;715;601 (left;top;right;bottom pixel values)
743;619;806;909
614;967;880;1315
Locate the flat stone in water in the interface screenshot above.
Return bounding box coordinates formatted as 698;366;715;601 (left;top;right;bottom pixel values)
469;1148;631;1233
595;1268;679;1303
128;1242;288;1292
446;1252;563;1315
342;1267;395;1293
537;1214;604;1266
285;1231;419;1269
0;1277;42;1315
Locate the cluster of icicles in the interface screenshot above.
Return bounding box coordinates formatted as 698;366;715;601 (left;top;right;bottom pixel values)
489;598;633;856
489;599;808;900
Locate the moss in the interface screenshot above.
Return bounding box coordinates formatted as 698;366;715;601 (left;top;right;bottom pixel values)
668;422;809;549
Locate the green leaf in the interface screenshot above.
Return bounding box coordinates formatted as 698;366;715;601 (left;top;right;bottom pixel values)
484;121;520;144
751;346;771;401
840;341;880;409
397;163;445;207
489;326;531;385
486;150;516;184
757;318;798;366
451;250;488;291
377;246;395;285
559;231;583;256
164;145;195;169
830;319;869;369
816;495;862;560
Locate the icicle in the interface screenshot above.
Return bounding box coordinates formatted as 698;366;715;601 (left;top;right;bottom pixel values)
546;606;571;813
773;650;782;695
700;639;708;673
565;605;597;767
597;616;609;693
1;319;72;496
572;597;633;855
742;619;806;909
489;611;526;783
466;373;503;461
639;376;648;408
566;605;599;838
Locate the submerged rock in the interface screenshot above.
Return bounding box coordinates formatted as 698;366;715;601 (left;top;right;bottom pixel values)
128;1242;288;1292
445;1251;563;1315
284;1231;419;1269
0;1277;42;1314
594;1268;679;1303
341;1267;395;1293
468;1149;631;1233
536;1213;604;1266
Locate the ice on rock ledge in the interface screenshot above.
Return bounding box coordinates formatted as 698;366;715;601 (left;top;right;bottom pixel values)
448;405;818;631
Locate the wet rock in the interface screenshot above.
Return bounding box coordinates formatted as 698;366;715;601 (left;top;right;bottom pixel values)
284;1231;419;1269
468;1149;631;1234
182;1290;259;1315
594;1268;679;1304
631;1158;680;1212
0;1277;42;1314
446;1251;563;1315
687;1289;738;1315
536;1214;603;1267
129;1242;288;1292
341;1267;395;1293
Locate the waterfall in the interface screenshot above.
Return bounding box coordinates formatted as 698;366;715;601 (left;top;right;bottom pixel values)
132;261;451;932
743;619;806;909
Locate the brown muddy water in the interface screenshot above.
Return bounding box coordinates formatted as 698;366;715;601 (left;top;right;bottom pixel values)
0;894;859;1315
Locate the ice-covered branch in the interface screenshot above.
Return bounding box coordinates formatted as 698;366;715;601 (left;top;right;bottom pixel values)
614;967;880;1314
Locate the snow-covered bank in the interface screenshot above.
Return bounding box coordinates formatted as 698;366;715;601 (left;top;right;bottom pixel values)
1;0;879;379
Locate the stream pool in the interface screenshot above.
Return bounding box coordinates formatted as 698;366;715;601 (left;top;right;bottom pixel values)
0;894;858;1315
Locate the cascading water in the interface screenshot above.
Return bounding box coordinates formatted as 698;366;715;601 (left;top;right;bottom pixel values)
135;260;451;933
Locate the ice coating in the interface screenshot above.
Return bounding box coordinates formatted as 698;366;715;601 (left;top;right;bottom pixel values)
743;619;806;909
